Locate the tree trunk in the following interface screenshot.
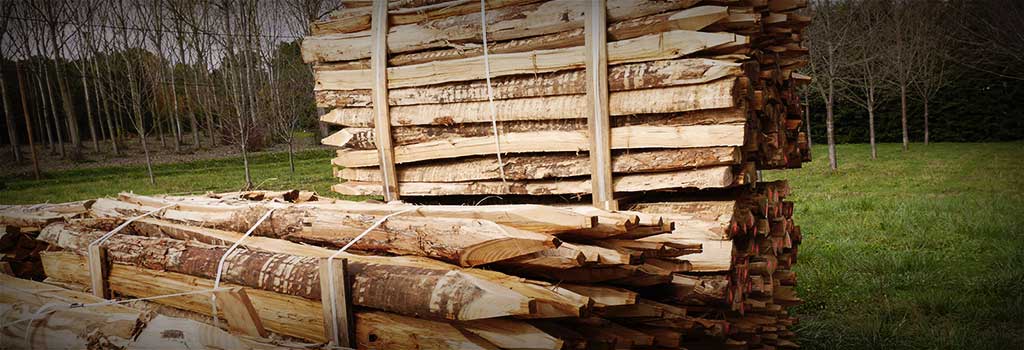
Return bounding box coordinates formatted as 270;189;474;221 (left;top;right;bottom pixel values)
241;142;252;189
80;71;99;152
804;91;811;149
98;53;120;155
141;126;155;185
49;30;81;152
923;96;929;145
287;140;296;173
169;68;183;152
0;66;21;162
826;82;837;171
35;74;54;152
868;105;877;160
16;64;40;179
44;70;65;158
900;83;908;151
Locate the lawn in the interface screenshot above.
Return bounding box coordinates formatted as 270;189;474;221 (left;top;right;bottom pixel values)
764;142;1024;349
1;142;1022;349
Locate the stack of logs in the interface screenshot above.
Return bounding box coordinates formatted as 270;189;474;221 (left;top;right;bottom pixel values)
0;184;802;349
304;0;812;197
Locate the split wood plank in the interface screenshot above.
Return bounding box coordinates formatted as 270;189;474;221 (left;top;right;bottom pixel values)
213;287;269;338
587;0;616;210
370;0;400;201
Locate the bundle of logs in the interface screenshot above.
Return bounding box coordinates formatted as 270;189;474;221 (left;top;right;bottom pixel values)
303;0;812;197
0;183;801;349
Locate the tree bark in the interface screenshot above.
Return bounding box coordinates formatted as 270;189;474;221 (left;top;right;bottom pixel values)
923;96;929;145
900;83;908;151
826;82;837;171
0;66;21;162
868;87;877;160
15;65;40;179
48;29;81;153
804;91;812;148
80;71;99;152
43;68;65;158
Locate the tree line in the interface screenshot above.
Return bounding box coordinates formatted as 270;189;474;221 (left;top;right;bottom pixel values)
0;0;341;186
805;0;1024;170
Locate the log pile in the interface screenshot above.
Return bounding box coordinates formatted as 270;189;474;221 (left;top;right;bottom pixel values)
0;185;803;349
302;0;812;197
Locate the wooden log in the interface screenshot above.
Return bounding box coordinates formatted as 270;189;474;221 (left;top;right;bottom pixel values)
309;0;538;35
459;318;565;350
319;78;740;127
89;198;558;267
114;217;589;319
329;124;747;167
333;166;736;196
37;223;538;321
313;29;744;90
337;148;742;182
0;201;91;228
667;274;731;306
114;193;595;234
39;251;500;348
316;58;746;108
561;284;637;307
0;274;306;350
496;244;586;269
303;0;702;61
630;201;739;240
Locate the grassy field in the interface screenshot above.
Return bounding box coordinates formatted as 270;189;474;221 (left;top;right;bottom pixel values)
1;142;1022;349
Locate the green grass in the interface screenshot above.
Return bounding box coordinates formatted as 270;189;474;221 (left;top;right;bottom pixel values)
0;149;345;204
764;142;1024;349
1;142;1022;349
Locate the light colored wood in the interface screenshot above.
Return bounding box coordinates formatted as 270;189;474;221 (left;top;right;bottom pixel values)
115;193;595;234
561;284;637;307
333;166;735;196
319;78;740;127
313;29;744;90
87;244;108;299
303;0;702;62
316;58;745;108
630;201;738;240
38;223;540;320
40;251;499;349
82;214;589;319
370;0;400;201
309;0;535;35
337;148;742;182
213;287;269;338
319;258;354;347
329;124;747;167
586;0;616;210
498;244;586;269
459;318;565;350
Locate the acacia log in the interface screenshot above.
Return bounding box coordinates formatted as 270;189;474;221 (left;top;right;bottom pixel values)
39;251;502;348
313;30;744;89
88;198;556;267
333;166;736;196
336;148;742;182
38;224;538;321
329;124;747;167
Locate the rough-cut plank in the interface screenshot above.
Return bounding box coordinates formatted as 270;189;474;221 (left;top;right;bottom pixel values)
329;124;747;167
314;30;744;90
337;148;742;182
309;0;538;35
89;198;556;267
40;251;500;349
374;5;729;67
630;201;739;240
561;284;638;307
0;201;91;227
459;318;565;350
316;58;745;107
333;166;735;196
303;0;701;61
325;109;750;145
319;78;739;126
38;223;536;321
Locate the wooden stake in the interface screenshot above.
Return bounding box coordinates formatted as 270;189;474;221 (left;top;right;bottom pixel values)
319;258;355;348
585;0;617;211
213;287;269;338
87;244;109;299
371;0;400;201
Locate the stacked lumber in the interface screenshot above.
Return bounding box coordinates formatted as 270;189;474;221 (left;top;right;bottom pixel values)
302;0;812;197
0;201;90;280
0;188;802;349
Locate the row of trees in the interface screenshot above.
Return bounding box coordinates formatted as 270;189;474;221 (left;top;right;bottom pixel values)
805;0;1024;170
0;0;342;185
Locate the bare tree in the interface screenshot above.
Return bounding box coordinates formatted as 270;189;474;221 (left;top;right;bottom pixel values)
110;0;157;184
885;0;928;151
950;0;1024;81
912;3;952;146
843;0;891;159
0;1;20;162
28;0;83;154
806;0;858;171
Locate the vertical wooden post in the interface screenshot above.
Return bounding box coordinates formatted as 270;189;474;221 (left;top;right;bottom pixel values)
213;287;268;338
371;0;400;201
319;258;355;348
584;0;617;211
87;245;109;299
